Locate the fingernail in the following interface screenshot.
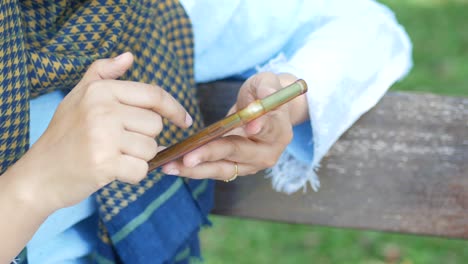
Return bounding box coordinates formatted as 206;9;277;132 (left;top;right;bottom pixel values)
157;146;167;152
113;52;127;61
252;125;262;135
248;122;262;135
185;113;193;127
165;168;179;175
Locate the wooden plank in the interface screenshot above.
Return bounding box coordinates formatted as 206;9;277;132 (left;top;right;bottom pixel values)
197;81;468;239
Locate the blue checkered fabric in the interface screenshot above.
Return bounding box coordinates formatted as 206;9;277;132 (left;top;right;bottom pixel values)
1;0;214;263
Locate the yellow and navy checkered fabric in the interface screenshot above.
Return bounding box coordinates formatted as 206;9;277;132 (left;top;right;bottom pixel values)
1;0;213;263
0;0;30;174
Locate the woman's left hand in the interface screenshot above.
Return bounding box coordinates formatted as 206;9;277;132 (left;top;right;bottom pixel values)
161;72;309;181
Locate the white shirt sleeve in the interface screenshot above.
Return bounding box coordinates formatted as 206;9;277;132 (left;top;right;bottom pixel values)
180;0;413;193
257;0;413;193
179;0;326;82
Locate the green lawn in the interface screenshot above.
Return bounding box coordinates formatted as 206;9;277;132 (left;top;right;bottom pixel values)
384;0;468;96
200;1;468;263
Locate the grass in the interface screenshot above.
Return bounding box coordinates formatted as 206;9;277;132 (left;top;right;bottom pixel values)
200;0;468;263
201;217;468;264
384;0;468;96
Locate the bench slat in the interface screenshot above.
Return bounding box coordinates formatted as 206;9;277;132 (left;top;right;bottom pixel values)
197;81;468;239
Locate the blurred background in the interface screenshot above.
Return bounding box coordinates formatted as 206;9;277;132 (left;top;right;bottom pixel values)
200;0;468;263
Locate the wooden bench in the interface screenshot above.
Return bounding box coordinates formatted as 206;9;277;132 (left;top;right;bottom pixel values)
197;81;468;239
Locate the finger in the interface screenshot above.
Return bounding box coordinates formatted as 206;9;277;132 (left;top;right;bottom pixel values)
163;160;257;180
224;126;246;137
244;115;267;136
120;131;158;161
80;52;134;85
246;110;293;145
116;154;149;184
277;73;299;87
101;80;192;128
180;135;260;167
236;72;291;139
157;145;167;152
181;134;285;171
236;72;281;109
226;104;237;116
119;105;163;138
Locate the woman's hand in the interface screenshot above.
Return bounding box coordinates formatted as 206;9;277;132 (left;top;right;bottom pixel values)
6;52;193;212
161;72;309;181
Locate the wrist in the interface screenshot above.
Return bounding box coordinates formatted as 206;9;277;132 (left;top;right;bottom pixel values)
0;155;58;262
3;153;60;218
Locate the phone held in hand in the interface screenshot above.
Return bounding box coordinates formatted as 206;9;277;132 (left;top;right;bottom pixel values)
148;79;308;171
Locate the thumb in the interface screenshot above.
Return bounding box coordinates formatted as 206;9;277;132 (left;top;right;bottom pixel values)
237;73;283;136
80;52;134;85
236;72;279;110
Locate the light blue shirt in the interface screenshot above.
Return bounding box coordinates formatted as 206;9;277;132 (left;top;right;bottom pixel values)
26;0;412;262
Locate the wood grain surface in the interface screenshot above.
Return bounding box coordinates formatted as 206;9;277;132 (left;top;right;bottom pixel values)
197;81;468;238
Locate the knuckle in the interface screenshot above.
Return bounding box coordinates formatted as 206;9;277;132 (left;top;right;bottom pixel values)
250;169;260;175
93;58;107;67
149;114;163;137
262;123;275;138
261;156;277;168
262;160;274;168
81;90;115;120
261;71;278;81
226;140;240;158
251;72;277;87
245;168;259;176
137;160;149;178
87;59;105;73
88;151;102;167
87;79;103;91
250;74;262;89
83;80;106;101
145;139;158;160
215;164;228;179
96;169;115;188
89;158;115;189
85;80;115;102
87;147;109;168
82;121;117;164
198;145;214;162
127;176;140;185
129;161;148;184
280;127;294;145
150;85;164;103
83;105;112;131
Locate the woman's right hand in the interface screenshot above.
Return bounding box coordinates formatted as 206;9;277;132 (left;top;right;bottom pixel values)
8;52;192;212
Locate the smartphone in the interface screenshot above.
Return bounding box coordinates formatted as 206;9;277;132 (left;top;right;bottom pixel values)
148;79;308;171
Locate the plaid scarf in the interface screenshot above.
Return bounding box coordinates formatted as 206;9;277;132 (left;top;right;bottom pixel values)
0;0;213;263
